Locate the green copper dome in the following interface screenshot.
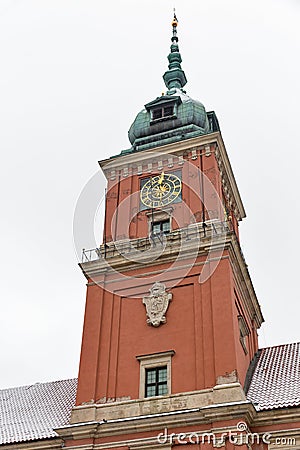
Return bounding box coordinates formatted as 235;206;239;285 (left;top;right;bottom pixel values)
128;90;210;151
124;14;215;155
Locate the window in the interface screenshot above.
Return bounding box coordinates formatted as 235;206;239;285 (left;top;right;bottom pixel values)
136;350;175;398
151;105;174;121
163;105;174;117
146;209;172;238
238;315;250;354
153;108;163;120
152;219;170;236
145;366;168;397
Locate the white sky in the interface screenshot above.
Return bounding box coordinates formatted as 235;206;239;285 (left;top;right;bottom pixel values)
0;0;299;389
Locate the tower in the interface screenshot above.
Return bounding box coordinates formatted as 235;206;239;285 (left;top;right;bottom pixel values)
61;13;264;448
2;13;300;450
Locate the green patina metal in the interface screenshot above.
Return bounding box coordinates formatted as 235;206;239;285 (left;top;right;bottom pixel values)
162;12;187;91
128;90;210;151
112;14;220;158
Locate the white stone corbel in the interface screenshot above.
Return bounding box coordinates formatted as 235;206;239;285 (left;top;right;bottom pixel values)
205;145;211;157
178;155;185;165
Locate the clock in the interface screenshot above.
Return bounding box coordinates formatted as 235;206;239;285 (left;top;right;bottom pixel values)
140;171;182;208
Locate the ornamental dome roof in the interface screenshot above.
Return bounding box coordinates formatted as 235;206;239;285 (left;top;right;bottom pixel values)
128;89;210;151
126;13;212;153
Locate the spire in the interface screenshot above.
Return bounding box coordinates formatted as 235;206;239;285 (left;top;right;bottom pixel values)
163;11;187;91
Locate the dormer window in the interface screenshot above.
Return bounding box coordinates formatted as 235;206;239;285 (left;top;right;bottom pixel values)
145;95;181;126
152;108;163;120
152;105;174;121
163;105;174;117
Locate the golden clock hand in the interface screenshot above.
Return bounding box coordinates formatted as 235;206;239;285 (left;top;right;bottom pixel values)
158;172;165;185
160;183;168;193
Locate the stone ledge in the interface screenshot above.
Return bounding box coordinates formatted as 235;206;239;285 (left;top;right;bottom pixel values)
70;383;246;424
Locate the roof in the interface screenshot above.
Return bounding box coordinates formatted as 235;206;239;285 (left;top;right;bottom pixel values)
0;378;77;445
127;88;211;153
1;344;300;445
246;342;300;411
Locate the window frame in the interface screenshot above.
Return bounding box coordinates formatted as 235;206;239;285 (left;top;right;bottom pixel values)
145;366;168;397
136;350;175;399
150;103;177;124
146;209;173;236
151;219;171;236
238;315;250;354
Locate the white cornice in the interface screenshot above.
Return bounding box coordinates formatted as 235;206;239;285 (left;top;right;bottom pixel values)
99;132;245;221
228;235;264;327
99;134;221;170
252;407;300;427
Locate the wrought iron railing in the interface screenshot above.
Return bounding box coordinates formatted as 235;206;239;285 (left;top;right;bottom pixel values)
81;220;231;263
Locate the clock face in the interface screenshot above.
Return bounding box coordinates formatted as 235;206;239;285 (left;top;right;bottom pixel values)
140;172;182;208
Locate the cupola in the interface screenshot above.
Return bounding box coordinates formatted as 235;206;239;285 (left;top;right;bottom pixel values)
127;13;218;154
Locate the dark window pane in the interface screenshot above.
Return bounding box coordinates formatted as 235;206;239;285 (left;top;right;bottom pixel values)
162;221;170;233
164;106;174;117
153;109;163;120
145;366;168;397
152;220;170;235
152;223;161;234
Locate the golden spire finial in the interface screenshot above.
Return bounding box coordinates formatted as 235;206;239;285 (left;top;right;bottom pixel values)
172;8;178;27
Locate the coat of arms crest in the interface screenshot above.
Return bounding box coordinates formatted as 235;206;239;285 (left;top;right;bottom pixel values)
143;282;172;327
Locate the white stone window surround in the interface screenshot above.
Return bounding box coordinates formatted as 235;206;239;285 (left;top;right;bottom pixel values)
146;207;174;236
136;350;175;399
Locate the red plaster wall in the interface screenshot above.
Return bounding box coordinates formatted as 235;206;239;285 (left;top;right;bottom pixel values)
76;255;258;405
76;147;256;405
103;150;235;244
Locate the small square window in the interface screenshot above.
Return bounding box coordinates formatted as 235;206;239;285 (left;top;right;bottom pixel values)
152;220;170;236
145;366;168;398
136;350;175;399
151;105;175;122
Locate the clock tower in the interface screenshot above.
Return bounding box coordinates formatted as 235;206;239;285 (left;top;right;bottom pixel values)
64;14;264;449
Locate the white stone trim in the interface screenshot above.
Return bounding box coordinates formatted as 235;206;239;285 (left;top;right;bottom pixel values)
146;208;173;235
136;351;175;399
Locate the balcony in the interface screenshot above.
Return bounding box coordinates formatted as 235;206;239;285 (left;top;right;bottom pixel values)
81;220;231;264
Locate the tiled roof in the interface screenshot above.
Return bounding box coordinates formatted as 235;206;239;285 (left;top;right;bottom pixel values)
246;342;300;411
1;344;300;445
0;378;77;445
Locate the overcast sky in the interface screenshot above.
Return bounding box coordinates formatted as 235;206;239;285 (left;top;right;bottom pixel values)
0;0;299;389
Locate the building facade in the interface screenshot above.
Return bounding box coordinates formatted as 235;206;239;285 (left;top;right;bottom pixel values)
1;14;300;450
